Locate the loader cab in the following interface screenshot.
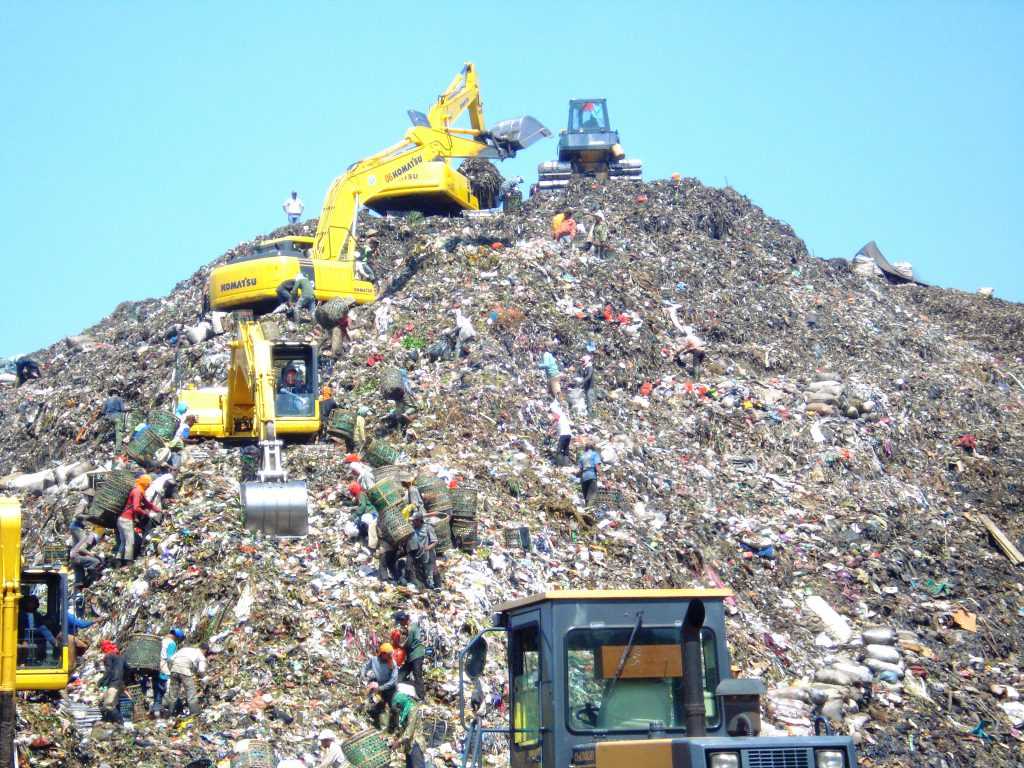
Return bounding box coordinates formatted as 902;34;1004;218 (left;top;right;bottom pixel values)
570;100;610;133
459;590;857;768
239;236;315;262
16;568;71;691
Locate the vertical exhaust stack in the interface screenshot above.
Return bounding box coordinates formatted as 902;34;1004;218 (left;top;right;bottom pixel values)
682;599;707;737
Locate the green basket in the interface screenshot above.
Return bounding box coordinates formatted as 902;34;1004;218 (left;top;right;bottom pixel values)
367;478;404;513
377;506;413;547
429;515;452;552
87;470;137;528
124;633;161;671
450;487;479;519
365;439;402;468
126;427;166;467
341;730;391;768
416;474;453;515
147;409;179;441
327;410;357;441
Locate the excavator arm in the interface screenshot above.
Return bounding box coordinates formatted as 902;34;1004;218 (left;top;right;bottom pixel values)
427;62;484;132
312;77;548;263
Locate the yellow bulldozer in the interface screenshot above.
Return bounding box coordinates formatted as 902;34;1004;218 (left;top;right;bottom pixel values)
208;62;549;313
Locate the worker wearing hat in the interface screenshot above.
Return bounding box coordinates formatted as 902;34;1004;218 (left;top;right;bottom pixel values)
407;510;440;592
317;728;346;766
393;609;428;700
149;627;185;716
117;474;158;564
362;642;398;729
586;210;610;258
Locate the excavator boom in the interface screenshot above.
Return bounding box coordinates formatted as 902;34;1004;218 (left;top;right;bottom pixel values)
208;62;549;312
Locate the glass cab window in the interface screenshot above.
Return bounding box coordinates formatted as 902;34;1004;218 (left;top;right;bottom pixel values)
274;348;317;417
565;625;718;733
18;575;66;670
570;101;608;132
511;625;542;747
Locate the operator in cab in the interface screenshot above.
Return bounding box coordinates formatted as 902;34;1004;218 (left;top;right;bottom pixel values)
279;365;308;395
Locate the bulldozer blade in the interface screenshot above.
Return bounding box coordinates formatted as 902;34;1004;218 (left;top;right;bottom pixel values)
241;480;309;537
488;116;551;154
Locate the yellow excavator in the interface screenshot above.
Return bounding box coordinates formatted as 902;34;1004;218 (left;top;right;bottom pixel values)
1;498;72;766
208;62;549;313
177;321;314;536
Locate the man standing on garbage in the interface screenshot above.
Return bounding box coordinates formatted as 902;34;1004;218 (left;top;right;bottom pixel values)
407;511;440;591
98;640;128;724
585;211;610;257
283;191;304;224
578;441;601;506
148;627;183;717
163;642;209;717
550;400;573;461
539;343;562;399
362;643;399;729
576;355;595;414
118;475;158;564
393;610;427;700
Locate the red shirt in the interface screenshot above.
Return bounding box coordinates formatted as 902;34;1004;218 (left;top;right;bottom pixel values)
120;486;158;521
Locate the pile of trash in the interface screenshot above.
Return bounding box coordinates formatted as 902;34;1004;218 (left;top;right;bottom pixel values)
2;174;1023;767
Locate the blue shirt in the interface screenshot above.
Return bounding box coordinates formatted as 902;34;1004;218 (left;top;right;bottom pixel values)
539;352;560;378
579;449;601;482
67;612;94;636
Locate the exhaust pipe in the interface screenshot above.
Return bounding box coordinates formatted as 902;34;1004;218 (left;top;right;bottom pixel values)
683;599;706;737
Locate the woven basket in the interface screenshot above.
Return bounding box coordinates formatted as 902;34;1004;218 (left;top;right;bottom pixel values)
147;409;179;441
124;633;161;671
377;505;413;547
127;427;166;467
87;470;136;527
365;439;403;468
379;367;404;401
367;478;404;513
416;474;453;515
341;730;390;768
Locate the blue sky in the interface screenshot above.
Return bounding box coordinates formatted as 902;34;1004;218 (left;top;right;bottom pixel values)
2;2;1021;356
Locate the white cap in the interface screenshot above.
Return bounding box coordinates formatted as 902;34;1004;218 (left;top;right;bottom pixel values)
318;729;337;742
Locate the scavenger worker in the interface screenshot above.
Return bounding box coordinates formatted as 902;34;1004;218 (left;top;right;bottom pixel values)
553;210;577;245
118;475;158;564
539;344;562;399
393;610;427;700
316;729;347;767
391;687;424;768
578;442;601;506
362;643;398;728
407;512;440;591
163;642;209;717
147;628;183;716
283;191;304;223
549;400;573;460
585;211;609;257
70;527;104;587
98;641;129;723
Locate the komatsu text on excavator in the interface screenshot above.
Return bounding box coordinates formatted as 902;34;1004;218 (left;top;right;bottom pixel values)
208;63;549;313
177;320;314;536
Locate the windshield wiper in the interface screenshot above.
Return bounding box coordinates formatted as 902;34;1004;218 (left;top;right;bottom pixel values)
606;611;643;700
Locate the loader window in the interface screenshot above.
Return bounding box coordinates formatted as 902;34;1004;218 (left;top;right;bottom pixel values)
565;626;719;734
510;624;542;748
17;576;67;670
571;102;608;132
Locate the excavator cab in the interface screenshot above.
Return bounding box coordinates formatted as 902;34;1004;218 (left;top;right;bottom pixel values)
15;569;71;691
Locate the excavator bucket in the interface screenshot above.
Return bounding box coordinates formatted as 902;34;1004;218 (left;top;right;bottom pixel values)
488;116;551;155
241;480;309;537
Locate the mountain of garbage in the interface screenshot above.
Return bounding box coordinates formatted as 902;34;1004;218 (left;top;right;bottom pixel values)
2;175;1023;768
